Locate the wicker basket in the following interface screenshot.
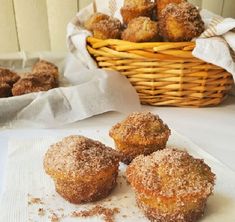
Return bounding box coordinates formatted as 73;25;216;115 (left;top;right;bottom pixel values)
87;37;234;107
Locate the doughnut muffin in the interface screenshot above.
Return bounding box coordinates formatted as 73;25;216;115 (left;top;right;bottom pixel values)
12;72;58;96
121;0;155;25
126;148;216;222
159;2;204;41
155;0;186;18
109;112;170;164
44;135;120;204
84;12;110;31
0;67;20;86
0;82;12;98
32;60;59;79
122;17;160;42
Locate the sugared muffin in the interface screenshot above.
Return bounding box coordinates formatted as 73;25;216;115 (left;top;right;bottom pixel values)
159;2;204;41
122;17;160;42
0;67;20;86
0;82;12;98
126;148;216;222
44;135;120;204
109;112;171;164
32;60;59;79
155;0;186;18
84;12;110;31
12;72;58;96
121;0;155;25
92;17;122;39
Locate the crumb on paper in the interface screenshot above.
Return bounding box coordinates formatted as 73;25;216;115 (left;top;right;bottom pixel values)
28;195;44;205
38;208;45;216
71;205;120;222
50;213;60;222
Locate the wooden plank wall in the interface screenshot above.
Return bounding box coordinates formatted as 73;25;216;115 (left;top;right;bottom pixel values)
0;0;234;53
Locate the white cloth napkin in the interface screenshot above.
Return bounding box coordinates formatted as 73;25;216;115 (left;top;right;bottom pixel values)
1;129;235;221
67;1;235;80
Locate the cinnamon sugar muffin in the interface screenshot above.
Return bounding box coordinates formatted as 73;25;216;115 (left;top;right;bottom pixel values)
12;72;58;96
0;67;20;86
121;0;155;25
84;12;110;31
92;17;122;39
44;135;120;204
122;17;160;42
159;2;204;41
0;82;12;98
109;112;170;164
155;0;186;18
126;148;216;222
32;60;59;79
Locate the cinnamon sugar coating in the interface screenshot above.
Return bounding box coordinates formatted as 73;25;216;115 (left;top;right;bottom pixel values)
84;13;110;31
0;82;12;98
159;2;204;42
126;148;216;222
122;17;160;42
44;135;120;204
121;0;155;25
109;112;170;164
32;60;59;78
0;67;20;86
155;0;186;18
12;72;58;96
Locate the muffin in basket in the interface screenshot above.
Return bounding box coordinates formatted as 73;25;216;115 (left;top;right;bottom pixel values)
0;82;12;98
122;16;160;42
121;0;155;25
0;67;20;86
159;2;204;41
109;112;171;164
44;135;120;204
126;148;216;222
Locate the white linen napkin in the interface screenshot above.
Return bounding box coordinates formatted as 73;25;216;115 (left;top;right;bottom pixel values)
1;129;235;221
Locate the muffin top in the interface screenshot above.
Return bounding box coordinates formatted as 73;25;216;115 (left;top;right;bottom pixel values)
121;17;159;42
126;148;215;198
123;0;153;8
109;112;170;144
84;12;110;31
0;68;20;86
44;135;120;178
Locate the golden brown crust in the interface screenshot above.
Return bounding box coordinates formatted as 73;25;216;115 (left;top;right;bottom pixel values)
32;60;59;79
0;67;20;86
84;13;110;31
155;0;186;18
44;135;120;204
109;112;170;164
122;17;160;42
159;2;204;42
92;18;122;40
0;82;12;98
12;72;58;96
126;148;216;222
121;0;154;25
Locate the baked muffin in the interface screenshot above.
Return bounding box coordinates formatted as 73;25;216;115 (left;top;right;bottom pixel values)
109;112;170;164
32;60;59;79
126;148;216;222
155;0;186;18
12;72;58;96
159;2;204;42
0;67;20;86
92;17;122;39
84;12;110;31
122;17;160;42
44;135;120;204
121;0;155;25
0;82;12;98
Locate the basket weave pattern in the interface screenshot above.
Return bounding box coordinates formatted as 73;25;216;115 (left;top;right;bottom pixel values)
87;37;233;107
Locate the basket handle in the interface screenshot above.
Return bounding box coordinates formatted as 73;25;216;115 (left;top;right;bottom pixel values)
93;0;97;13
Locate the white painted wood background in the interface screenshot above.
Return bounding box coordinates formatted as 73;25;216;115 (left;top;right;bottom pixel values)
0;0;234;53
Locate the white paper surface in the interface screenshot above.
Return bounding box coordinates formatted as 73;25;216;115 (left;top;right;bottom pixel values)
0;52;141;128
0;129;235;222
